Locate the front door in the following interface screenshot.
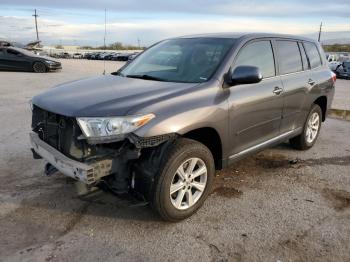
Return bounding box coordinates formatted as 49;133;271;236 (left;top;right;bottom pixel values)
228;40;284;157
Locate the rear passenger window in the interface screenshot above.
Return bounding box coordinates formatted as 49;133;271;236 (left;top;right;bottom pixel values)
276;41;303;74
234;40;275;78
303;42;322;69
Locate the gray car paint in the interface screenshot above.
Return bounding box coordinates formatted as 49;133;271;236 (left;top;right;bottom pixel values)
32;33;335;168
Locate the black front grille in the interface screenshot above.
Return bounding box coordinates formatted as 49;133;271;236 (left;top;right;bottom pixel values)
31;105;86;160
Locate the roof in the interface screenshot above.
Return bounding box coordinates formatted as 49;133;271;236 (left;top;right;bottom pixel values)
178;32;315;42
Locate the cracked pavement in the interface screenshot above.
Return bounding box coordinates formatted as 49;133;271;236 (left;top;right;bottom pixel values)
0;60;350;262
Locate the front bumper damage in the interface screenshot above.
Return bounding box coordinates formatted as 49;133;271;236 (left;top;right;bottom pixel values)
30;105;177;198
30;132;112;184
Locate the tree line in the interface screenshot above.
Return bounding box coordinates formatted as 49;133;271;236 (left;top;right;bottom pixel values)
322;44;350;52
80;42;144;50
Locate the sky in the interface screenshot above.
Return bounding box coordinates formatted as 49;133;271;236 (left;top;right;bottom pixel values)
0;0;350;46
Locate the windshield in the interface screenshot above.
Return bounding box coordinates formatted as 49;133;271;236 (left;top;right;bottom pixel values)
118;38;236;83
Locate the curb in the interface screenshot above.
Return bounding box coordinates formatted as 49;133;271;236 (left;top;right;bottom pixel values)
328;109;350;121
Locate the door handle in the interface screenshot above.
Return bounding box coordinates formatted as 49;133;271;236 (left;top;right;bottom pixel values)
273;86;283;95
308;79;316;86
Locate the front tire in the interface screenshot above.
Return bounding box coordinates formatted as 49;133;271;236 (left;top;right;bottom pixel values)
33;62;47;73
290;104;322;150
151;138;215;221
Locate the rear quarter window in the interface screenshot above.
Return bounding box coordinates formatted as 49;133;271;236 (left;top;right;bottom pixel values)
303;42;322;69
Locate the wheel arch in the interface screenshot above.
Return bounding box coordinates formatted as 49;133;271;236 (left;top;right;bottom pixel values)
182;127;223;170
313;96;327;121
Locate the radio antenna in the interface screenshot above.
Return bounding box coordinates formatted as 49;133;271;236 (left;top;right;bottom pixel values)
103;8;107;75
318;22;323;42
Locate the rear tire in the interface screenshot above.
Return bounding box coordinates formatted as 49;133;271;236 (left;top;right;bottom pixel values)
151;138;215;222
33;62;47;73
290;104;322;150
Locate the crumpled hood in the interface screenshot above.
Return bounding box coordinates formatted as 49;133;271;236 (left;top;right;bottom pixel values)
32;75;198;117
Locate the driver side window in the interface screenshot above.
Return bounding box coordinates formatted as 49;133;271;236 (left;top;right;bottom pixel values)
7;49;21;56
233;40;276;78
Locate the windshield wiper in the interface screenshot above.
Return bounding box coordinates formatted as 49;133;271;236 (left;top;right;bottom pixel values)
126;74;166;81
111;71;124;76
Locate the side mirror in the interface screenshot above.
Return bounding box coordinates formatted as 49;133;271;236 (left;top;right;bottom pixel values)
227;65;263;86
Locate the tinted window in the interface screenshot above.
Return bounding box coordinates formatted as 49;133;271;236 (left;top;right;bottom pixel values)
7;49;21;56
234;40;275;78
298;42;309;70
0;49;4;57
343;62;350;68
303;42;322;69
276;41;303;74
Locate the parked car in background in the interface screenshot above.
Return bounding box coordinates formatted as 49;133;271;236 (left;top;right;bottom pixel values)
72;53;83;59
30;33;334;221
116;53;132;61
87;52;99;60
57;52;71;59
0;46;61;72
128;52;140;61
328;61;341;71
110;53;121;60
334;61;350;79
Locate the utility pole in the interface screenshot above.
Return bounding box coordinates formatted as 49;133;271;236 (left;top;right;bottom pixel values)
318;22;323;42
103;8;107;75
137;38;141;49
32;9;39;41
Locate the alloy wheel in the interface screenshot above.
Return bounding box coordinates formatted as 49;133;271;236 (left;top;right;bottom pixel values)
170;157;207;210
306;112;320;144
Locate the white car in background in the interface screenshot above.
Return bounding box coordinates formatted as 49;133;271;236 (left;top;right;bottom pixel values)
72;53;83;59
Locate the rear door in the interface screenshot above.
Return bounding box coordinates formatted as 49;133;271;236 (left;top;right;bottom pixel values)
275;40;312;133
302;41;333;114
228;39;284;156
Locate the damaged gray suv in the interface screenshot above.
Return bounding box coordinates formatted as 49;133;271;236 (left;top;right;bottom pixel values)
30;33;335;221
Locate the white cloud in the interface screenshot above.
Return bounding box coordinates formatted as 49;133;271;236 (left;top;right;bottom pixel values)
1;15;349;46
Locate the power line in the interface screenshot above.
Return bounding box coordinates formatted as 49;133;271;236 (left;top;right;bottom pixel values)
32;9;39;41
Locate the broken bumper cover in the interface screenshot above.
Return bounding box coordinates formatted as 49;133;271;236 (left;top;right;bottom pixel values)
29;132;112;184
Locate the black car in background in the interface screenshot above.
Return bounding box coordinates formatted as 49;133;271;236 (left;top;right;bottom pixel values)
334;61;350;79
0;47;61;72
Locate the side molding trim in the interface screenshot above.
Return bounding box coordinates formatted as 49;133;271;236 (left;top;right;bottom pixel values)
228;127;303;162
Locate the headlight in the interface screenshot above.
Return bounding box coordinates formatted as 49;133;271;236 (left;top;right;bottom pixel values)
77;114;155;139
45;60;56;64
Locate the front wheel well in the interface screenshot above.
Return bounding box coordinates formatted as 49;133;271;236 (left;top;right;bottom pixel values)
183;127;223;170
313;96;327;121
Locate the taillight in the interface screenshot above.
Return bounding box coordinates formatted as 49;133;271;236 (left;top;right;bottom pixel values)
331;72;337;83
